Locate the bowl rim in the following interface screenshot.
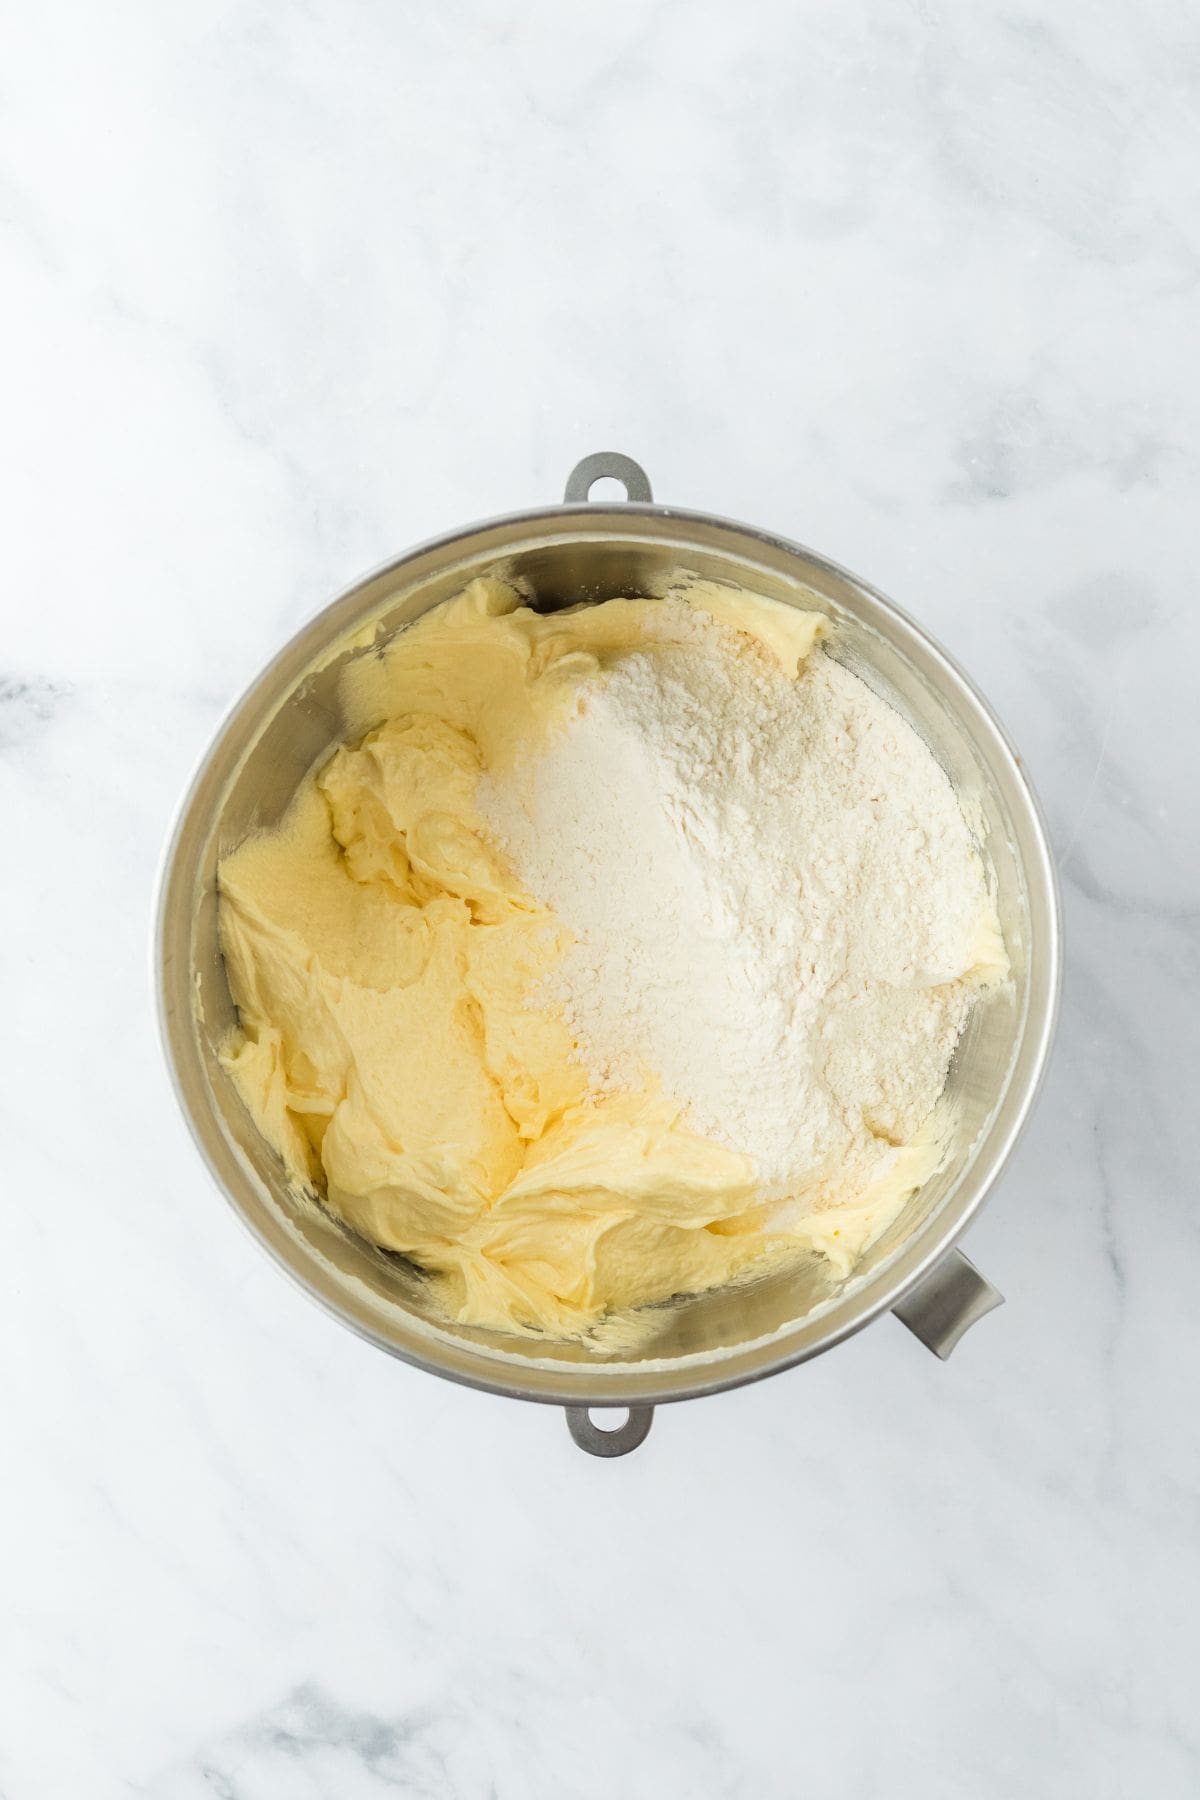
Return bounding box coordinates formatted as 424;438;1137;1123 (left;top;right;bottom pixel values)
155;494;1063;1407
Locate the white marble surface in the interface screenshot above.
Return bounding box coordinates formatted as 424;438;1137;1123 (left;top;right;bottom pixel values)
3;2;1199;1794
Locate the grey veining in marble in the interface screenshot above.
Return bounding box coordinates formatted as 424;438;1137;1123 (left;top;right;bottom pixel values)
2;2;1198;1796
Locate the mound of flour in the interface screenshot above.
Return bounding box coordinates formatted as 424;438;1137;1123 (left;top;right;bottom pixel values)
478;604;998;1191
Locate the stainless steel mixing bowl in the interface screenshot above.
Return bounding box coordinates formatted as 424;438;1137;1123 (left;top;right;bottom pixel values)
157;453;1060;1457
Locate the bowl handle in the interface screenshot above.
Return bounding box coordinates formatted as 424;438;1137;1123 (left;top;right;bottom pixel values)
892;1249;1004;1358
563;452;654;504
565;1404;655;1457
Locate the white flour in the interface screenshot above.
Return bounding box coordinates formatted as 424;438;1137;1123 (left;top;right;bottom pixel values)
478;603;1000;1195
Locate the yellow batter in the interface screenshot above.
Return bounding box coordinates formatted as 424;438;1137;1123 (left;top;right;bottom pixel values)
219;580;966;1338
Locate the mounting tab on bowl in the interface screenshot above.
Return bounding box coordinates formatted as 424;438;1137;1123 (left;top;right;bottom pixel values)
565;1404;654;1458
563;451;654;505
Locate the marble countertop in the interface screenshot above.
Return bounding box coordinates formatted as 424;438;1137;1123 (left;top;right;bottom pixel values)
4;3;1198;1795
